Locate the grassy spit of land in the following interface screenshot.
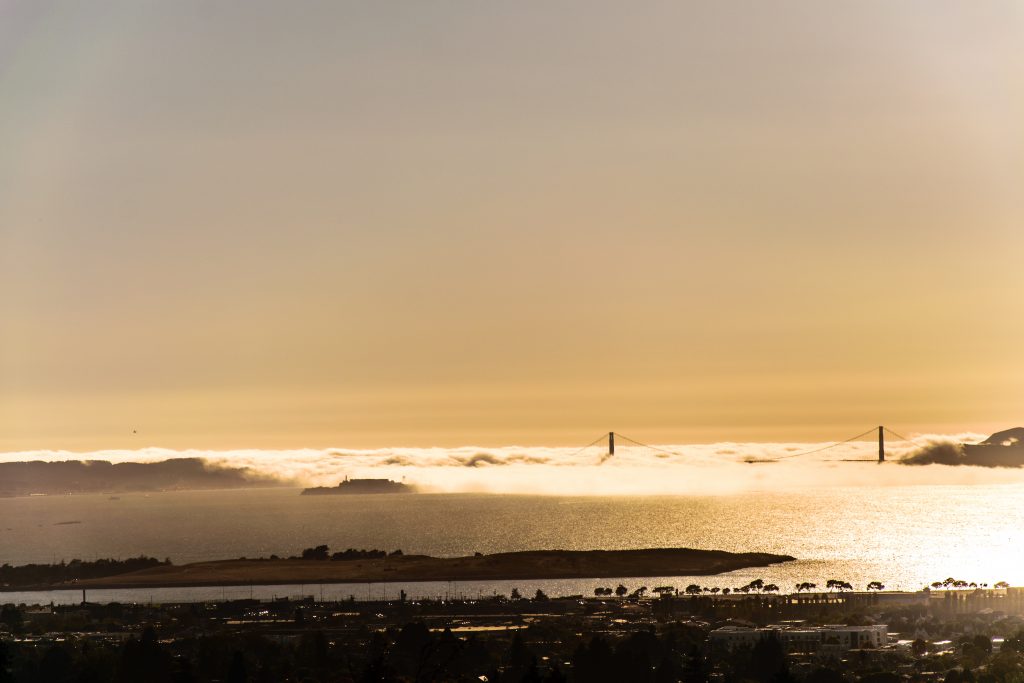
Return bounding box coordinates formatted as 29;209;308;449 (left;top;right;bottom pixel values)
34;548;795;591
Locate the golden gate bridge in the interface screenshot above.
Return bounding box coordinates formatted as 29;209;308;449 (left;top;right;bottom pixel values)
571;426;917;464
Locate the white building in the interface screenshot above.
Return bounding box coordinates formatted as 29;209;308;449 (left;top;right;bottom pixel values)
709;624;888;653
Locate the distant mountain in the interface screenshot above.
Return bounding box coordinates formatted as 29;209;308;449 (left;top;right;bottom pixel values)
961;427;1024;467
0;458;286;497
899;428;1024;467
974;427;1024;448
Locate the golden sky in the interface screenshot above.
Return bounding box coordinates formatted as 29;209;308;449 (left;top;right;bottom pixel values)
1;1;1022;451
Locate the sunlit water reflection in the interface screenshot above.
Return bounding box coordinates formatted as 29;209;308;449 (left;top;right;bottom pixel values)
2;485;1023;603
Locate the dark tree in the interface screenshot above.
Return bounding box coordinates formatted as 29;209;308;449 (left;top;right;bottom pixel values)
805;667;844;683
571;636;614;683
506;634;535;682
860;673;900;683
118;626;173;683
545;664;568;683
680;644;708;683
0;606;21;633
0;642;13;683
37;644;74;683
226;651;247;683
745;634;786;683
301;545;330;560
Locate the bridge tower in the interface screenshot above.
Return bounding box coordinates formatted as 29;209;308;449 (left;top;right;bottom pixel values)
609;432;615;457
878;426;884;463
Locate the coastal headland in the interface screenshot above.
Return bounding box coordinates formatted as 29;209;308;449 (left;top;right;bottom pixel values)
53;548;794;591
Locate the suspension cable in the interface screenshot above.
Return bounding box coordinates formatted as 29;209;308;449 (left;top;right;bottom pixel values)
883;427;915;442
769;428;879;460
566;434;611;458
613;433;683;457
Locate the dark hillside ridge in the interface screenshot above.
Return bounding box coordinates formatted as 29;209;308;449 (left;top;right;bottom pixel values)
0;458;285;497
961;427;1024;467
901;427;1024;467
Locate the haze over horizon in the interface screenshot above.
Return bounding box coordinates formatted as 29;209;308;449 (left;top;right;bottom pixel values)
2;430;1018;498
2;1;1022;452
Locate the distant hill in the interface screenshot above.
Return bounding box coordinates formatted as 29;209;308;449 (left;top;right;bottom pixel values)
960;427;1024;467
0;458;286;497
974;427;1024;447
901;427;1024;467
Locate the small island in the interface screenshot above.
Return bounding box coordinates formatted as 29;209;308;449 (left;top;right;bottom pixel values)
301;477;416;495
43;548;795;591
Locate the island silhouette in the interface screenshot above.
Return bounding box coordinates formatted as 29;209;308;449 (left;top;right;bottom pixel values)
18;548;795;591
301;477;416;495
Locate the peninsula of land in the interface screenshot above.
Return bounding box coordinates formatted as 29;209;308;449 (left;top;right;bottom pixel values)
0;458;285;497
26;548;794;591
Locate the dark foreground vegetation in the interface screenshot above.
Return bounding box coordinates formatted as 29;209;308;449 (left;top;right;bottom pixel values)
6;585;1024;681
0;619;711;683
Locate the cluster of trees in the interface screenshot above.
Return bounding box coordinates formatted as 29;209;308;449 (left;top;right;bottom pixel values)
294;546;404;561
825;579;854;592
734;579;781;594
672;579;784;596
928;578;1006;590
591;581;836;599
0;556;169;588
505;588;549;601
593;579;897;600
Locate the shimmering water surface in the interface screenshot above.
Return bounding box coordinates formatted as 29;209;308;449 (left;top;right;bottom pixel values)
2;485;1023;603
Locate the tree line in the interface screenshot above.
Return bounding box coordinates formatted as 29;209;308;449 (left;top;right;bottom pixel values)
0;557;169;589
295;546;405;561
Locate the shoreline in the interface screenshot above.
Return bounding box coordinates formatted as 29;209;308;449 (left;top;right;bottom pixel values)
7;548;795;592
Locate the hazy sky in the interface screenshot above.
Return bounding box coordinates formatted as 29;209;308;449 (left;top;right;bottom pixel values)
1;1;1022;451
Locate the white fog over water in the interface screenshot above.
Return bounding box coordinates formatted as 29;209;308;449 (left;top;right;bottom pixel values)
0;432;1014;496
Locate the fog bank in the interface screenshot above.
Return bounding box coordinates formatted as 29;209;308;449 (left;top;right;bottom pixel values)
6;433;1024;495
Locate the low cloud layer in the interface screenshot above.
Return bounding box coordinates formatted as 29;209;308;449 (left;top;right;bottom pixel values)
7;432;1024;495
898;439;969;466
